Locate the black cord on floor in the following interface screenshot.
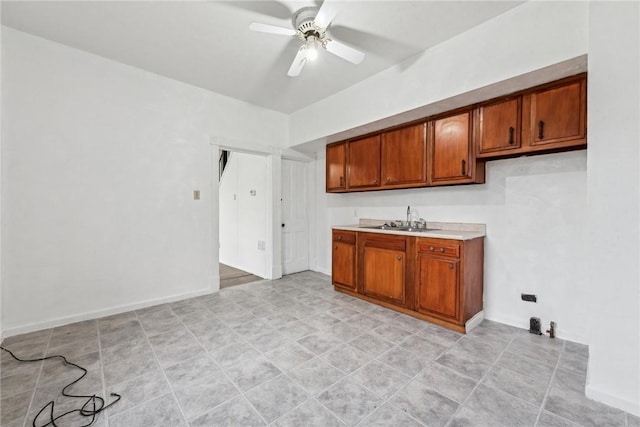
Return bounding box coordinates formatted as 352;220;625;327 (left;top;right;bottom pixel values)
0;345;121;427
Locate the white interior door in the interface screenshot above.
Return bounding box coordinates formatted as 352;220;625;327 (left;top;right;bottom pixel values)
282;159;309;274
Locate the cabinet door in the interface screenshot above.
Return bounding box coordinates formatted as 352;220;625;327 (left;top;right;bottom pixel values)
348;135;380;190
333;241;356;291
430;110;481;185
476;97;521;157
381;123;427;188
362;246;405;304
527;78;586;147
326;142;346;192
416;254;459;320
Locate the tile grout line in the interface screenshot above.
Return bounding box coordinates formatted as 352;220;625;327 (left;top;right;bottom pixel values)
190;290;312;425
95;321;110;427
21;329;54;427
442;333;521;427
179;294;274;425
10;274;618;427
234;282;375;425
533;339;570;427
362;328;463;427
134;309;193;426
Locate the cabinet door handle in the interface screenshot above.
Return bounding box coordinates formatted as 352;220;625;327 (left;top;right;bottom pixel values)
334;245;338;250
461;159;466;176
339;176;344;186
396;256;402;260
508;126;515;145
439;247;445;253
538;121;545;140
448;263;454;269
386;177;391;183
373;179;378;184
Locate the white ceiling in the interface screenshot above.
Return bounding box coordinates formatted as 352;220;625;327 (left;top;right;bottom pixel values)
1;1;522;114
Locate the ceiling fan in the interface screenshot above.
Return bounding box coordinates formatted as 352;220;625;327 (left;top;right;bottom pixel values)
249;0;365;77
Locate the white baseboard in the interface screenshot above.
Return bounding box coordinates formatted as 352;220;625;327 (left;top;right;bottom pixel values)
1;287;214;340
312;266;331;276
465;311;485;332
586;384;640;417
209;274;220;292
270;264;283;280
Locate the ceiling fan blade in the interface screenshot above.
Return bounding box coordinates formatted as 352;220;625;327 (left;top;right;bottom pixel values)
314;0;343;29
249;22;297;36
287;47;307;77
325;39;365;64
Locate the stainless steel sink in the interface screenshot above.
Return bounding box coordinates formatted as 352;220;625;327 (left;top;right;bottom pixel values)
359;225;438;233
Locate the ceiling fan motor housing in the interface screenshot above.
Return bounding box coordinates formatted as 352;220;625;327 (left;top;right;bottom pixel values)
293;7;325;40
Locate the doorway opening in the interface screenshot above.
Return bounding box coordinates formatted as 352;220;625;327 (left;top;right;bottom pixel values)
218;149;269;287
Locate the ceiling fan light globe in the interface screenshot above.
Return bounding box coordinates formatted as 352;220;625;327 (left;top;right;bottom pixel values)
305;44;318;62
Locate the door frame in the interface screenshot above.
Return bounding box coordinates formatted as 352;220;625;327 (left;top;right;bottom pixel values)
210;138;313;292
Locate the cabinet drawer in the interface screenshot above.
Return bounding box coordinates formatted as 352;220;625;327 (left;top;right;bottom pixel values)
417;239;460;258
333;230;356;244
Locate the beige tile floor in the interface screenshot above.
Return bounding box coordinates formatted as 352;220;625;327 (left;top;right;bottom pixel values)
219;263;262;289
1;271;638;427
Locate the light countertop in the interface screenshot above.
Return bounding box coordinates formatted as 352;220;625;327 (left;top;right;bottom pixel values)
332;220;486;241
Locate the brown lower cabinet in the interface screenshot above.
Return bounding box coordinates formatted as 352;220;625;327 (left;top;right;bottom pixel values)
332;230;484;333
332;231;356;291
358;233;414;308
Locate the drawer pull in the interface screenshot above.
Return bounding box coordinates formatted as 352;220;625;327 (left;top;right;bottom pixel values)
338;236;343;240
508;126;515;145
334;245;338;250
429;246;435;251
439;247;445;253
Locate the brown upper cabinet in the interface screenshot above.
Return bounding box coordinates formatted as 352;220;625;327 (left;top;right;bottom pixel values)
523;76;586;150
325;73;586;193
430;110;485;186
347;135;381;190
476;74;586;159
381;123;427;189
326;141;346;192
476;96;522;157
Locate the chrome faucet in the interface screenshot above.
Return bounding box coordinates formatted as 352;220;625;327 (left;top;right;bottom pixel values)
406;206;411;225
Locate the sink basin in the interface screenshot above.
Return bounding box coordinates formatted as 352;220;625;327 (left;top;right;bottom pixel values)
359;225;438;233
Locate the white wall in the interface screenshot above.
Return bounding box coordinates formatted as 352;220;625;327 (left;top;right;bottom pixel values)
311;151;589;342
1;27;288;335
297;0;640;416
0;6;3;339
585;1;640;415
301;1;590;340
219;152;268;278
290;1;588;146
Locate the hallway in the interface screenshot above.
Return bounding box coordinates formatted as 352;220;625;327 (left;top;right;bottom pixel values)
220;263;262;289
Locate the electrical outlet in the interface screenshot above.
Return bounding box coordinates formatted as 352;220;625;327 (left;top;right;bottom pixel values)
257;240;266;250
521;293;537;303
193;190;200;200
